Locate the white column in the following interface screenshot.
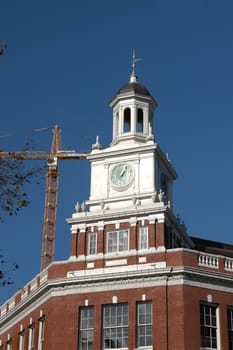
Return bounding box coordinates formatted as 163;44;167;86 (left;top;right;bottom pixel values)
131;104;137;133
119;106;124;136
143;106;149;135
113;112;118;140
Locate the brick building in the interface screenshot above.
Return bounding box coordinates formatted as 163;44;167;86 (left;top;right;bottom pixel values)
0;64;233;350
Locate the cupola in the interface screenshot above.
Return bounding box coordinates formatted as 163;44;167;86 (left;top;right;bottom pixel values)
109;52;157;146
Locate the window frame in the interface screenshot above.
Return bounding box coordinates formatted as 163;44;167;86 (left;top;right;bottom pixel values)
28;323;35;350
102;303;128;349
137;301;152;347
106;230;129;254
6;340;12;350
37;316;45;350
88;233;97;255
138;226;148;250
18;330;25;350
227;307;233;350
200;302;218;349
79;306;94;350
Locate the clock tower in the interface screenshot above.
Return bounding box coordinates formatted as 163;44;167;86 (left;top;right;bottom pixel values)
68;55;192;263
86;58;177;213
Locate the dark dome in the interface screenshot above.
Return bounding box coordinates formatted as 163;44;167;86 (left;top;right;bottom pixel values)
117;82;151;97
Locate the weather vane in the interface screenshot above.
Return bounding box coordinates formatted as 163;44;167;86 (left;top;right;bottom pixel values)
131;49;142;77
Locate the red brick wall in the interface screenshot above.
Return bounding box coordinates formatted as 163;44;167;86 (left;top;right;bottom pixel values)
1;283;233;349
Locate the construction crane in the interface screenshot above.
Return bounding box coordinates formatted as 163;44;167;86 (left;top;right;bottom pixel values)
0;125;88;270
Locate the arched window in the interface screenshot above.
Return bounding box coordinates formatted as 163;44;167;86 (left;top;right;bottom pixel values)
137;108;143;132
124;108;131;132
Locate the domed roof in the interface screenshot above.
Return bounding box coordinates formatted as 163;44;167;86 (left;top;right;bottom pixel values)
117;82;152;97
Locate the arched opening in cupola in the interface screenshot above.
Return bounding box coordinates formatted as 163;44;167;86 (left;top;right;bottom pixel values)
137;108;143;132
124;108;131;132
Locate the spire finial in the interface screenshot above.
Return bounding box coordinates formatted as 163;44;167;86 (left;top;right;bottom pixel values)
130;49;141;83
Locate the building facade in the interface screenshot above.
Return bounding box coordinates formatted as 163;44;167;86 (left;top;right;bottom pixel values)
0;66;233;350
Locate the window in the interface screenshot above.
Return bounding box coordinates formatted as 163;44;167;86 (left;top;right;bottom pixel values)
19;331;25;350
6;340;12;350
103;304;128;349
137;301;152;347
28;324;34;350
123;108;131;132
88;233;97;255
137;108;143;132
200;303;218;349
138;227;148;250
79;306;94;350
228;307;233;350
37;317;45;350
106;230;129;253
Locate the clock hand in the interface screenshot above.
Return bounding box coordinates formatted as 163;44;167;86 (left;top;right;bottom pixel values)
120;165;127;177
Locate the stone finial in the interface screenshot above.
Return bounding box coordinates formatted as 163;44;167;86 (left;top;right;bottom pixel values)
92;136;102;150
75;202;81;212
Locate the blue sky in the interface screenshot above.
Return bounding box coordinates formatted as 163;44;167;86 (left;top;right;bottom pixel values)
1;0;233;303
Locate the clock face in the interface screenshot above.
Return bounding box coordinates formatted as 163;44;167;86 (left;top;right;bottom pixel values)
110;163;134;189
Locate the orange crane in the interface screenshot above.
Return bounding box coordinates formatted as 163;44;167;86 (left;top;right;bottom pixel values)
0;125;88;270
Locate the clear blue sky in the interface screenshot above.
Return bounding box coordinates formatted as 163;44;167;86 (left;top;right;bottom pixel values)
1;0;233;303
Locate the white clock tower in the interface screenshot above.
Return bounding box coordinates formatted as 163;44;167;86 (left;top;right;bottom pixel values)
86;58;177;214
68;55;192;264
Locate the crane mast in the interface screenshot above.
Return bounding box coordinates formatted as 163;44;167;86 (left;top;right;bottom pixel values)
41;125;60;270
0;125;87;271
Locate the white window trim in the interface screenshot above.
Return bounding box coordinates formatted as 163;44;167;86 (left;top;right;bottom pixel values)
19;332;25;350
37;317;45;350
138;226;148;250
28;324;34;350
6;341;12;350
200;303;220;350
88;232;97;255
106;229;129;254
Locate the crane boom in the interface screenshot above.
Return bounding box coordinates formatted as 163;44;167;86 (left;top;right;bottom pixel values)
0;125;88;270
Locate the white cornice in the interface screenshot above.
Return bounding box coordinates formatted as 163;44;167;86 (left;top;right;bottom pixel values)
1;261;233;335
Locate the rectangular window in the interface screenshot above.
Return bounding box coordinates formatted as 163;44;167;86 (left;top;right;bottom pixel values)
88;233;97;255
19;331;25;350
228;307;233;350
79;306;94;350
7;340;12;350
103;303;128;349
137;301;152;347
106;230;129;253
28;324;35;350
37;317;45;350
138;227;148;250
200;303;218;349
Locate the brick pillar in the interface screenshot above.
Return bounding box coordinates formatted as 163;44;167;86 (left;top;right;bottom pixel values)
94;304;102;350
148;217;156;248
128;298;136;350
77;224;87;257
155;213;166;249
130;218;137;251
70;226;78;257
154;283;168;350
97;221;105;254
156;222;165;247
